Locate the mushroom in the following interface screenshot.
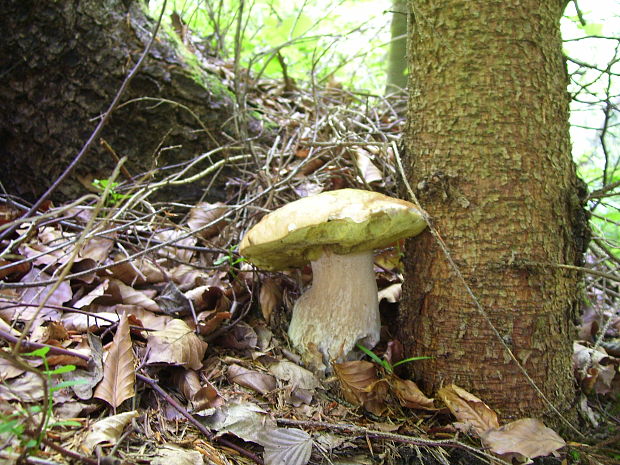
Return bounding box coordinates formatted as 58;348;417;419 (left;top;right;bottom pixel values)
239;189;426;367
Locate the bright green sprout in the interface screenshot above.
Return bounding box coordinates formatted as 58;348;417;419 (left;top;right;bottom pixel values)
92;179;130;205
356;343;432;374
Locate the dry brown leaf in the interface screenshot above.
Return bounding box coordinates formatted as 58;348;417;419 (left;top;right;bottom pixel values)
0;371;46;402
205;401;276;444
0;354;25;381
94;314;136;408
110;279;160;312
389;375;435;410
573;342;617;395
145;319;208;370
173;368;223;412
73;280;111;308
438;384;499;436
0;268;71;328
269;360;320;391
228;364;277;395
185;285;230;312
187;202;228;239
82;411;139;453
151;444;205;465
119;305;172;331
481;418;566;460
0;258;30;280
217;322;258;350
259;278;281;323
259;427;313;465
354;147;383;184
195;309;232;336
333;360;388;416
108;255;165;285
154;229;196;262
79;235;115;263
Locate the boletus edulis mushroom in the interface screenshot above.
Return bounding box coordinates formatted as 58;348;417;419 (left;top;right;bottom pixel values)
239;189;426;369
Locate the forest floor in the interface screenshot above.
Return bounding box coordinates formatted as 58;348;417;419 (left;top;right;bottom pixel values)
0;61;619;465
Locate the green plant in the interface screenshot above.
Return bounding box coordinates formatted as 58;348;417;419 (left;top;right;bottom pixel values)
214;245;246;268
92;178;130;205
356;343;431;374
0;347;86;458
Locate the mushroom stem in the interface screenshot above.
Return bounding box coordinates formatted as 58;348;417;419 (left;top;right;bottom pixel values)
288;249;380;366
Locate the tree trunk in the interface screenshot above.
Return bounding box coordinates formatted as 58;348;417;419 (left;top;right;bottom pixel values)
0;0;249;203
385;0;408;94
400;0;589;426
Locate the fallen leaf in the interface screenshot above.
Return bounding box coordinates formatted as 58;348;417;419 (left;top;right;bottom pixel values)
154;229;196;262
195;309;232;336
573;342;617;395
217;321;258;350
481;418;566;460
269;360;319;390
437;384;499;436
94;314;136;408
333;360;388;416
79;235;115;263
155;281;192;315
82;410;139;453
151;444;204;465
259;427;313;465
228;364;277;395
145;319;208;370
354;148;383;184
108;255;165;285
260;278;282;323
173;368;223;412
187;202;228;239
0;354;25;381
65;333;104;400
0;371;46;402
0;268;71;329
111;279;160;312
205;401;276;444
389;375;434;410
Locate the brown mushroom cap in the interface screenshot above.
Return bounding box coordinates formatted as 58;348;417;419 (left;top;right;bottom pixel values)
240;189;426;270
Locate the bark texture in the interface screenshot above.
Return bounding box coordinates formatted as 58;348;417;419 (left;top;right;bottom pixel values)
0;0;248;202
400;0;589;425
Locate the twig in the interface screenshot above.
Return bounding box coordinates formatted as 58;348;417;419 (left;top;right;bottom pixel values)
276;418;507;464
0;329;90;362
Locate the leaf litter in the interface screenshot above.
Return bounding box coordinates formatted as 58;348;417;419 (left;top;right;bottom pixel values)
0;43;619;465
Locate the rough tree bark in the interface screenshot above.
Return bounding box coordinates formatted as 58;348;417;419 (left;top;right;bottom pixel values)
0;0;251;203
399;0;589;426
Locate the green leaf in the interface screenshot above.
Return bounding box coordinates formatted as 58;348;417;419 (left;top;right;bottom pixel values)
51;379;88;392
43;364;76;376
582;23;603;36
392;356;433;368
22;347;50;358
49;420;82;428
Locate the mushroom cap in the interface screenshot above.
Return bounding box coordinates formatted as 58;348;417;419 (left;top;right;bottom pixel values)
239;189;426;270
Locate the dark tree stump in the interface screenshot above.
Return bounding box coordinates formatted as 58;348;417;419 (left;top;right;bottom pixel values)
0;0;249;203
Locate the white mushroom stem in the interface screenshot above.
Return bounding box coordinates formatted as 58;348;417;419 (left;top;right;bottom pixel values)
287;249;381;365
